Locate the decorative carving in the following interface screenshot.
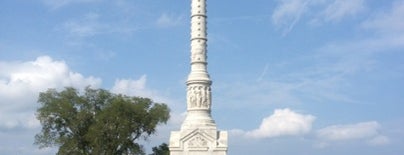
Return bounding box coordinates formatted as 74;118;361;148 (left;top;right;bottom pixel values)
187;85;211;109
188;136;208;147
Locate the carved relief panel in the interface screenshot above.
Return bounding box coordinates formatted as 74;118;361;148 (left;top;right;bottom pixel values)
187;85;211;109
187;135;208;148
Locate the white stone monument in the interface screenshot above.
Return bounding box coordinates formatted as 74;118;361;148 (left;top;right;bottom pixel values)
169;0;228;154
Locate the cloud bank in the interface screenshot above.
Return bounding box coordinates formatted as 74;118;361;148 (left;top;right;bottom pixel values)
229;109;389;147
246;109;315;138
0;56;101;130
0;55;179;154
317;121;390;146
230;109;315;139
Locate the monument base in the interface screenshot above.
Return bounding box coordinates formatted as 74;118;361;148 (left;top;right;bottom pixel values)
169;128;227;155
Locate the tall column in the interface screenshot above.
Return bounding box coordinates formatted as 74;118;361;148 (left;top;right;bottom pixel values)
169;0;228;154
182;0;215;130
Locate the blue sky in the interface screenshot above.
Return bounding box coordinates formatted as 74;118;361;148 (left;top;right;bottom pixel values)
1;0;403;154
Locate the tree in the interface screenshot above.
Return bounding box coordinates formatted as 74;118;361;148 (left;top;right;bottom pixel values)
150;143;169;155
35;87;170;155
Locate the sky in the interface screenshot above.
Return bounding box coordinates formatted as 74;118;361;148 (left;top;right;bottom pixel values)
0;0;403;154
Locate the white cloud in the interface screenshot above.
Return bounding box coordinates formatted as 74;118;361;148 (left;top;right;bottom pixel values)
229;129;246;137
0;55;101;130
316;121;390;146
0;55;181;154
0;55;102;155
245;108;315;139
321;0;365;22
111;75;173;105
317;121;380;141
156;13;184;28
367;135;390;146
272;0;310;35
111;75;148;96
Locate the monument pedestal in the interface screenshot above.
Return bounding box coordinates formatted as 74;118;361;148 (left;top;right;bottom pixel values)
169;129;227;155
170;109;228;154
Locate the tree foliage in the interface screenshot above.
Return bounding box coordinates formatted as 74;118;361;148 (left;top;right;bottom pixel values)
35;87;170;155
149;143;169;155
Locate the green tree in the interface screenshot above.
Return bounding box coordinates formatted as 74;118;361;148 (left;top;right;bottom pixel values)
35;87;170;155
149;143;169;155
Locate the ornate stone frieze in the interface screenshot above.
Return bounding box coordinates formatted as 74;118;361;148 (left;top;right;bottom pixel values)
187;85;211;109
188;135;208;148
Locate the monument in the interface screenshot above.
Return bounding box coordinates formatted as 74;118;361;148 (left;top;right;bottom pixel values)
169;0;228;154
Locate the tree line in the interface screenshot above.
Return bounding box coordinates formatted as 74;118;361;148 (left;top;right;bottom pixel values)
35;87;170;155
